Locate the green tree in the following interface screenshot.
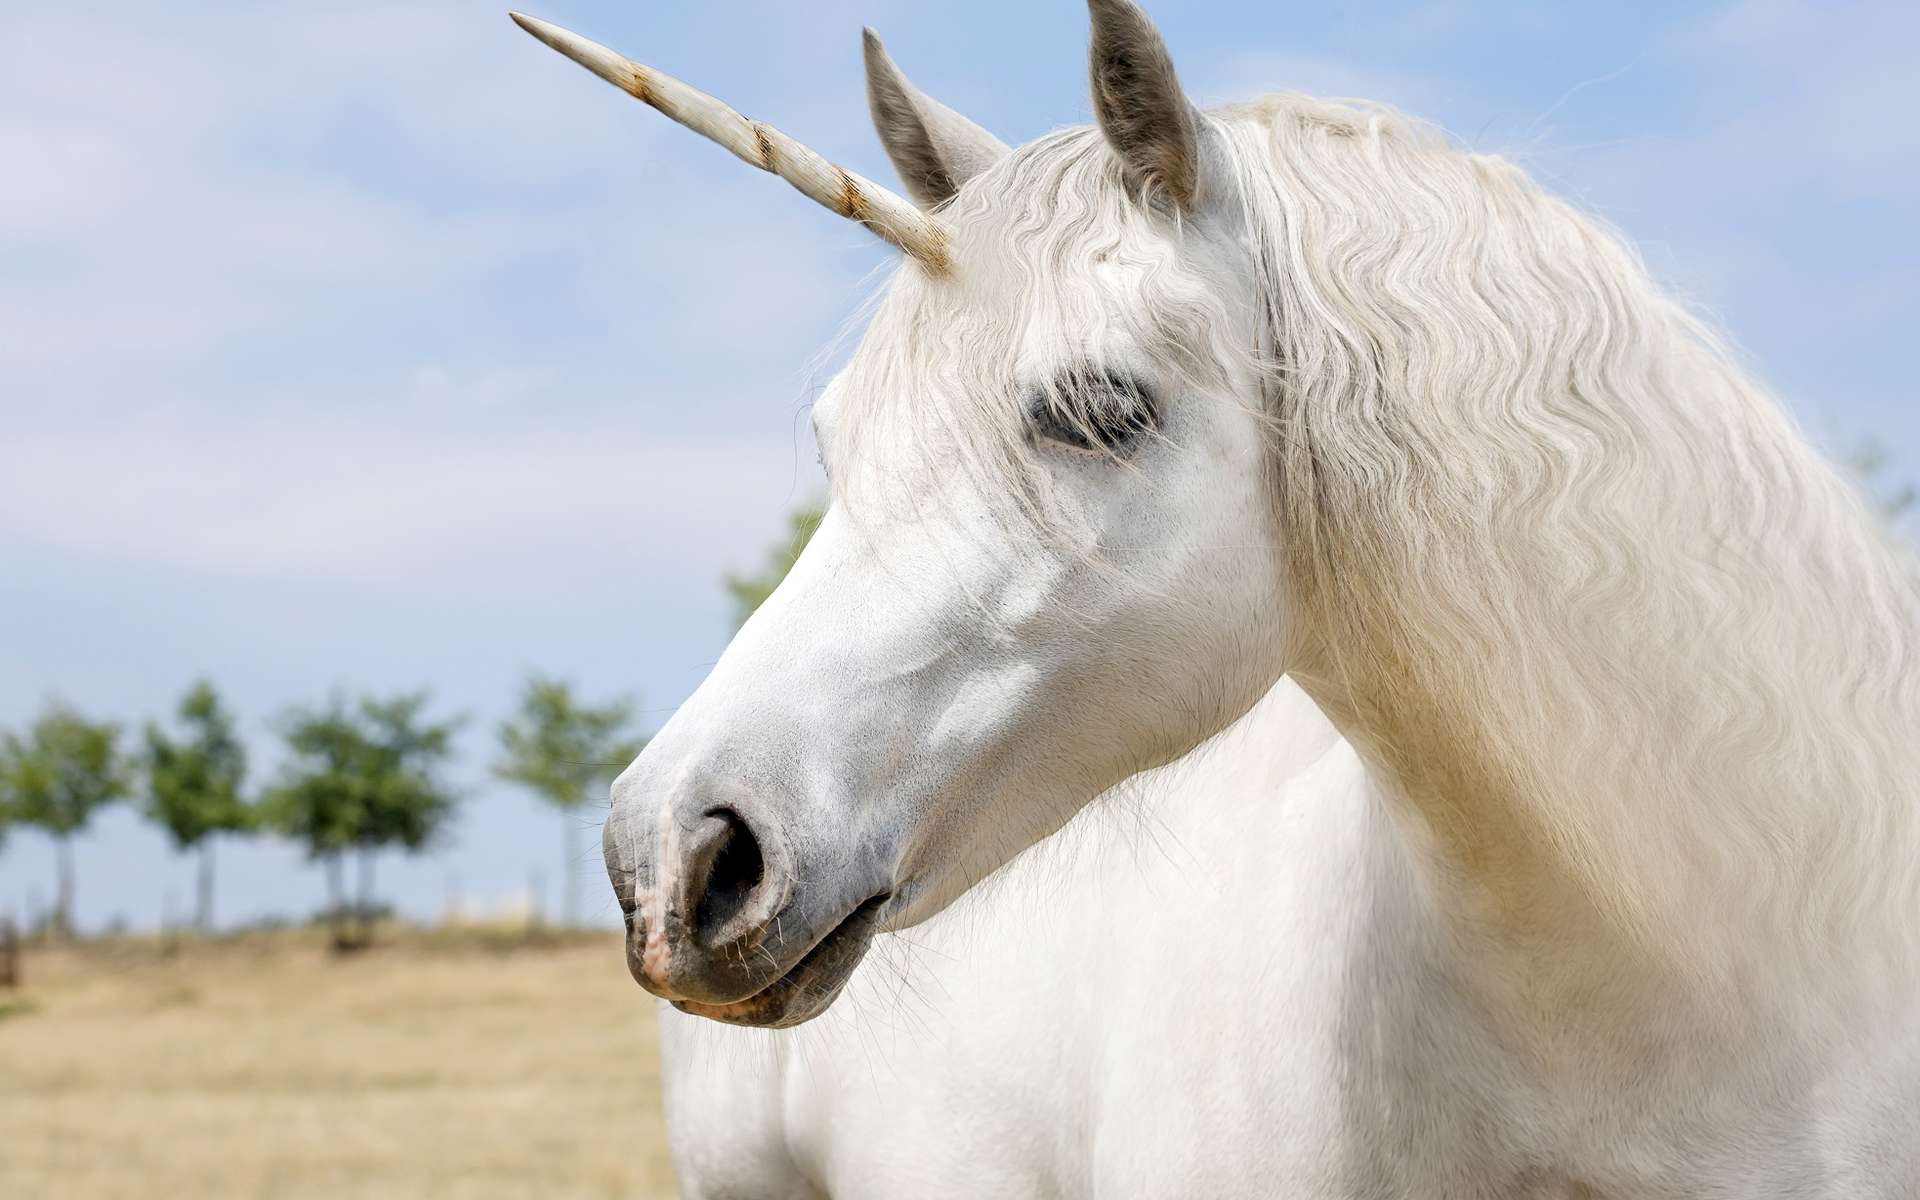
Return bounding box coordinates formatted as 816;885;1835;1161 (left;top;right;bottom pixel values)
144;680;252;933
1846;440;1916;522
495;677;648;928
264;692;462;949
0;704;131;938
723;503;824;630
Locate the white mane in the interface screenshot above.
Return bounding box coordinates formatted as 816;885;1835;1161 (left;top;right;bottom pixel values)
1220;96;1920;1010
833;91;1920;1027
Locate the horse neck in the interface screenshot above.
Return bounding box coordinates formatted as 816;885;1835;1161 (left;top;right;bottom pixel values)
1281;304;1920;1029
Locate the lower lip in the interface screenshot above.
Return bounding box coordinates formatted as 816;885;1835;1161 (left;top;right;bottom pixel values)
676;892;890;1025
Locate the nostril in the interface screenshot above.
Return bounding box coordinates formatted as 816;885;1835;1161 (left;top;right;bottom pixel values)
691;807;764;942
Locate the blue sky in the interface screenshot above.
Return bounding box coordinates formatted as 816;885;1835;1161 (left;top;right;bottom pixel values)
2;0;1914;931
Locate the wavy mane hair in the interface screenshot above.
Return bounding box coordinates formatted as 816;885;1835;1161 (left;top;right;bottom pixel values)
1219;95;1920;1002
837;91;1920;998
834;90;1920;1011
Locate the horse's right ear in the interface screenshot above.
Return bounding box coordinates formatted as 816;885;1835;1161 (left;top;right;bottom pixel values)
1086;0;1202;210
864;29;1011;211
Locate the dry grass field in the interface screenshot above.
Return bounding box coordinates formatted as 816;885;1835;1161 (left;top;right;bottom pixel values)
0;929;678;1199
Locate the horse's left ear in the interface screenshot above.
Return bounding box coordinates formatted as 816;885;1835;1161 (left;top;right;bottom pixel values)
864;29;1012;211
1087;0;1204;210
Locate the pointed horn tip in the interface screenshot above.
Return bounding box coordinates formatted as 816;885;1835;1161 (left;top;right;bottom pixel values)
505;11;645;98
507;11;575;54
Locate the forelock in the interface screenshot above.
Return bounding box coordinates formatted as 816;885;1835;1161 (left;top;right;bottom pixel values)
828;124;1250;538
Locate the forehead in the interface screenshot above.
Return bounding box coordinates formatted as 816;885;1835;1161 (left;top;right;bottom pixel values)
946;134;1196;364
811;129;1256;498
826;130;1224;406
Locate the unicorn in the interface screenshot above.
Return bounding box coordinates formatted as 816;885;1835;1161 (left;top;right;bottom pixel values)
513;2;1920;1194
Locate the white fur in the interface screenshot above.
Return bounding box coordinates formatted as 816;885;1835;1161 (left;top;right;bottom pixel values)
618;71;1920;1200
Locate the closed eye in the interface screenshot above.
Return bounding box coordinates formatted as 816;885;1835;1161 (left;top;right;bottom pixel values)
1026;367;1158;456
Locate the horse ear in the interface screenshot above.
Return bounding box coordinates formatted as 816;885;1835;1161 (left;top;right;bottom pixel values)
1086;0;1201;209
863;29;1012;211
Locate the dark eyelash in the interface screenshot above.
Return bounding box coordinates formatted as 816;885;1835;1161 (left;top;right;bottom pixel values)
1027;368;1158;452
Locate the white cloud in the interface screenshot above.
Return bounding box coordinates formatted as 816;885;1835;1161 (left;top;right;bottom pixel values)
0;2;632;386
0;0;861;597
0;408;817;587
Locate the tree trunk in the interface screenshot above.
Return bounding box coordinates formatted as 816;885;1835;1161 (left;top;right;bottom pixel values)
196;841;215;934
563;814;580;930
356;850;376;946
54;836;75;940
0;916;19;988
324;853;348;950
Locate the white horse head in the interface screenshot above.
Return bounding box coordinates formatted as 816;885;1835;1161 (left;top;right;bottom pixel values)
517;0;1920;1033
642;217;1283;1022
515;0;1300;1027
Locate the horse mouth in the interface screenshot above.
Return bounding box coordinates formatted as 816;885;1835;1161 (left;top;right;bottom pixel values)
671;892;890;1029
